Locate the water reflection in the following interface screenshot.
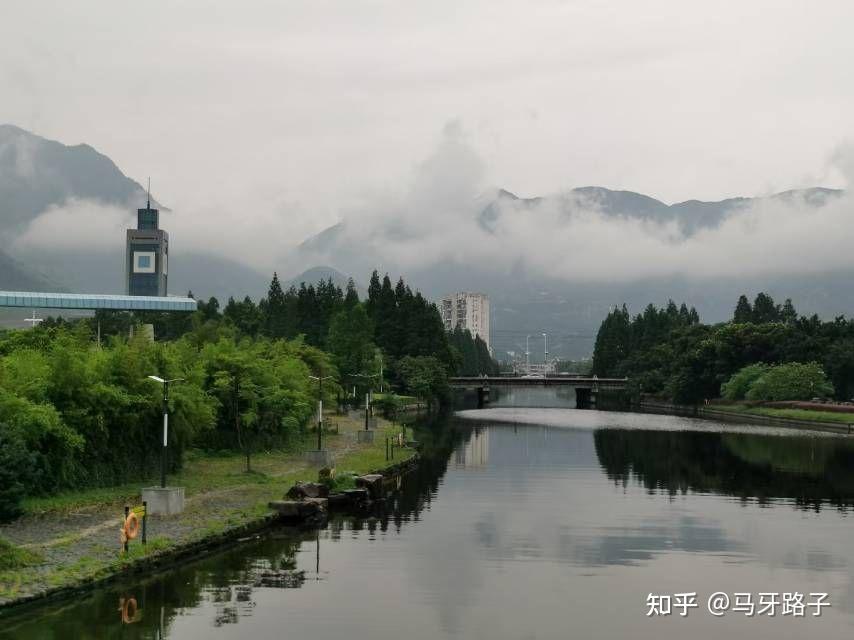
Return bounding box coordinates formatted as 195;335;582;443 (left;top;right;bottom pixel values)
595;428;854;509
4;412;854;639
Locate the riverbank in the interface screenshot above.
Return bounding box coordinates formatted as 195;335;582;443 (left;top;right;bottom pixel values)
639;400;854;434
0;414;416;613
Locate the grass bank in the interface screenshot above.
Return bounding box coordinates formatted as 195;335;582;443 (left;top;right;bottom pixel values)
720;404;854;425
0;414;415;609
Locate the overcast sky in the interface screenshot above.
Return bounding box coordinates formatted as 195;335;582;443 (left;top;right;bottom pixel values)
3;0;854;269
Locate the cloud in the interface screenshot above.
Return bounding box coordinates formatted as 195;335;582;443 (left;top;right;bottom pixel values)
292;124;854;284
13;198;133;251
12;124;854;290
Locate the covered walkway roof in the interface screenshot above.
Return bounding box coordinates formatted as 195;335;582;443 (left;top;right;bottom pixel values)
0;291;197;312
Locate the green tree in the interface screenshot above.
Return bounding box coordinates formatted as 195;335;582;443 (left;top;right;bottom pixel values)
0;426;39;522
752;292;779;324
733;295;753;323
721;363;771;401
327;303;375;378
746;362;834;401
264;272;290;338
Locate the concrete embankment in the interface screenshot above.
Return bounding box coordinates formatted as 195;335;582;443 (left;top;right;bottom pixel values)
638;400;854;435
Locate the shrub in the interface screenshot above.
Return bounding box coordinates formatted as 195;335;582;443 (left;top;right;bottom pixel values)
721;363;771;401
0;426;39;523
746;362;834;402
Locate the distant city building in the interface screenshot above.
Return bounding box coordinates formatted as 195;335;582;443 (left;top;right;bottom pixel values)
440;291;490;351
126;195;168;296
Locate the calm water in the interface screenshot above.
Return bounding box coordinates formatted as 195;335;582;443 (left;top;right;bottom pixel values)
4;396;854;639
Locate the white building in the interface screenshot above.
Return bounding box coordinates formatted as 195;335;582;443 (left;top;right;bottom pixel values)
440;291;490;351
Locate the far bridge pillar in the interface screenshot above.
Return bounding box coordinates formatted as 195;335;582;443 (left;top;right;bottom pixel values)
476;386;490;409
575;387;592;410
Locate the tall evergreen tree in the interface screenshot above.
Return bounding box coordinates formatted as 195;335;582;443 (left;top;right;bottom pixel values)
780;298;798;325
366;270;382;320
264;273;289;338
733;295;753;323
344;278;360;308
752;292;779;324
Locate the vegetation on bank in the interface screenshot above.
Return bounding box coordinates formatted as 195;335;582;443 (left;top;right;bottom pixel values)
0;539;41;572
722;362;834;402
718;405;854;425
592;292;854;405
0;417;415;603
0;270;497;524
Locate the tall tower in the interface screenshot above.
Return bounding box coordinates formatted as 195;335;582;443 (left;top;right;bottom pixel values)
126;185;168;296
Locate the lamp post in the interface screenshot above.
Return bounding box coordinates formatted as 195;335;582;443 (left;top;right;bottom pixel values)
309;375;334;450
351;372;379;430
147;376;184;488
525;335;531;374
542;332;548;375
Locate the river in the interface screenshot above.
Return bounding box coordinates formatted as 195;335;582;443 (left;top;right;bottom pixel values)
3;390;854;639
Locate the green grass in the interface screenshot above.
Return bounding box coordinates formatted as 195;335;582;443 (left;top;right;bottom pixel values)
716;405;854;425
25;423;413;518
22;433;320;515
0;539;42;572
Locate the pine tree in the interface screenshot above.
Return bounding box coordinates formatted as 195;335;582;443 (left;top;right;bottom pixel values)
264;273;290;338
780;298;798;325
366;270;381;321
752;292;779;324
733;295;753;323
344;278;359;307
374;274;397;354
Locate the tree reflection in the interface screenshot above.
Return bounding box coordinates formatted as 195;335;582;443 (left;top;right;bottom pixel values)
594;428;854;510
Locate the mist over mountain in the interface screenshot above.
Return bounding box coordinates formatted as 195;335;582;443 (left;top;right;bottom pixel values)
3;124;853;358
0;124;160;235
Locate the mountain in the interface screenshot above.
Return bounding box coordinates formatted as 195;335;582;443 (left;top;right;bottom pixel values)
0;124;160;237
295;185;851;359
477;185;843;236
0;247;60;291
283;265;366;298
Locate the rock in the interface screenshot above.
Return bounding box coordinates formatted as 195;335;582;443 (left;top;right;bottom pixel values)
355;474;384;499
268;501;302;517
327;493;349;508
343;488;370;506
303;497;329;511
286;482;329;500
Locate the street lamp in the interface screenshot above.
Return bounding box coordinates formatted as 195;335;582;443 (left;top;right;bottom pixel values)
351;372;379;430
309;375;334;450
542;333;548;375
525;335;531;373
147;376;184;488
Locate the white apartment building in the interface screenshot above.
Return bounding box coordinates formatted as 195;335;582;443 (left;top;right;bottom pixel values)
440;292;491;351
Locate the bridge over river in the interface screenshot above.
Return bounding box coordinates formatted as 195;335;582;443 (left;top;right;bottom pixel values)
448;376;629;408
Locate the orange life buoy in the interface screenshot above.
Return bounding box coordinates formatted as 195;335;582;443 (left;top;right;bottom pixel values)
120;597;138;623
124;512;140;540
